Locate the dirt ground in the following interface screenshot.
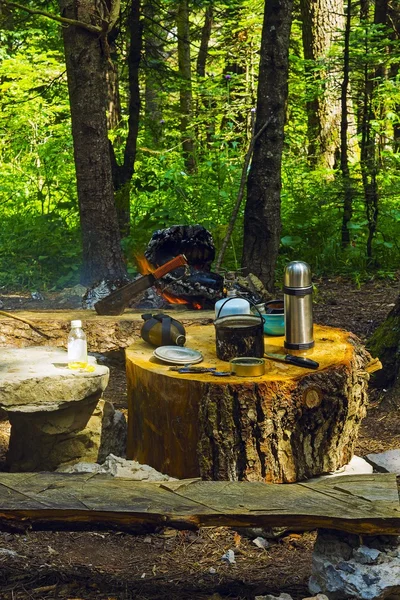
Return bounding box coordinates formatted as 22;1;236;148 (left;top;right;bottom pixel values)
0;276;399;600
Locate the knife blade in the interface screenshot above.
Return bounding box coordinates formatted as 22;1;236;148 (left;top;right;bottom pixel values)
94;254;188;316
265;352;319;370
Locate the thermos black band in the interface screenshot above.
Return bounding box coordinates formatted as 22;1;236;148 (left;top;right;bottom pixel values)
284;340;315;350
283;285;313;297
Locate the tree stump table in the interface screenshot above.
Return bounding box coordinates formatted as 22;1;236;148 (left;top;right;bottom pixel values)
126;324;379;483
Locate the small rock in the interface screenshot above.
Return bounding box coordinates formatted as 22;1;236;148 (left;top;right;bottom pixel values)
221;549;235;564
310;455;373;482
60;453;176;481
364;449;400;475
31;291;44;301
255;594;293;600
0;548;20;557
353;545;381;564
209;567;217;574
253;536;269;549
302;595;329;600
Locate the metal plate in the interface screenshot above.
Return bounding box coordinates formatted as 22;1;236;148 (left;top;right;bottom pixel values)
153;346;203;365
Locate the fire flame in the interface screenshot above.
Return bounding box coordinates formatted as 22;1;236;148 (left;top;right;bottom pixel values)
134;254;155;275
159;290;189;305
134;254;202;310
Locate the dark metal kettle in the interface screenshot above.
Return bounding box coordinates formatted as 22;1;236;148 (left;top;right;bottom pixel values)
283;261;314;350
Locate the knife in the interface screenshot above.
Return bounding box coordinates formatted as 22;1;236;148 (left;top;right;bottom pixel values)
265;352;319;370
94;254;188;316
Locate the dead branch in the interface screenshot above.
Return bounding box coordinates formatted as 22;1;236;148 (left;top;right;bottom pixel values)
214;113;275;272
0;310;50;339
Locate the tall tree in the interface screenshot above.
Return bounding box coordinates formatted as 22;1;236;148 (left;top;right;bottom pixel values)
143;0;169;146
109;0;142;238
340;0;354;246
358;0;388;262
176;0;196;173
300;0;344;169
196;4;213;78
59;0;127;285
241;0;293;291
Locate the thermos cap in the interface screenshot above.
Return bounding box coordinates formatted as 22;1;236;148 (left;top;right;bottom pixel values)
284;261;312;289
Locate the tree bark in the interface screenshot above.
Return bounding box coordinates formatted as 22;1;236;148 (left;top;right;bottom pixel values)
143;0;166;146
59;0;127;286
196;4;213;78
241;0;293;292
359;0;386;263
300;0;344;169
176;0;196;173
110;0;142;238
340;0;354;246
368;293;400;389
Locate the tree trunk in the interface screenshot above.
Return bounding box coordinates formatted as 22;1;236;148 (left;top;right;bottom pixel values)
300;0;344;169
359;0;386;263
109;0;142;238
340;0;354;246
196;5;213;78
143;0;166;146
59;0;127;286
176;0;196;173
126;324;376;482
241;0;293;292
368;294;400;389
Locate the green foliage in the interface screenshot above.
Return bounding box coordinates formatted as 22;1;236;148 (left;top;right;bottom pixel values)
0;0;399;291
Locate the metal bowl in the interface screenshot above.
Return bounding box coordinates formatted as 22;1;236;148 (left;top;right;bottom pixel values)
263;313;285;336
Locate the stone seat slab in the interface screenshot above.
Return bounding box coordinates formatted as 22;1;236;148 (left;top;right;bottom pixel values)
0;346;109;412
0;346;111;472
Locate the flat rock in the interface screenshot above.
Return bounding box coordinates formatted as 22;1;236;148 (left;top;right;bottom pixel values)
0;346;109;412
309;455;373;482
365;449;400;475
59;453;176;481
309;530;400;599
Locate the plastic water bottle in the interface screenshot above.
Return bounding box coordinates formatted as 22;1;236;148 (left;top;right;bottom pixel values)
68;320;88;369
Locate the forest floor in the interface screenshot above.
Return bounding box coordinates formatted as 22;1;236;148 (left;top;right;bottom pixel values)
0;275;399;600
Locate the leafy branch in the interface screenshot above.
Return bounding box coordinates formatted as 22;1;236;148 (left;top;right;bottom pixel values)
0;1;102;34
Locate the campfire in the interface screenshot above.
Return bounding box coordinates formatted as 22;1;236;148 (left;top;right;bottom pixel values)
132;225;225;310
86;224;272;312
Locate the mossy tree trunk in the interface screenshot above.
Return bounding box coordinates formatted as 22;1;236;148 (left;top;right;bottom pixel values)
367;294;400;389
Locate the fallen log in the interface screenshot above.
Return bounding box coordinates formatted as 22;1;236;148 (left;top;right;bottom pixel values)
0;472;398;536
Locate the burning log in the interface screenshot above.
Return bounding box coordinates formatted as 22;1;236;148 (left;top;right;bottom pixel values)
140;224;224;309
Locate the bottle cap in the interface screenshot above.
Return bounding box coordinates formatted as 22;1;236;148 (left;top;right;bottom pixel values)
71;320;82;328
176;335;186;346
284;261;312;288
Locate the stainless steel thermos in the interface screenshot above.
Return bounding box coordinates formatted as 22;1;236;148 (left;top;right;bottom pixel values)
283;261;314;350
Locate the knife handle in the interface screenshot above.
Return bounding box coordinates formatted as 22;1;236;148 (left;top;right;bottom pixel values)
285;354;319;369
153;255;188;280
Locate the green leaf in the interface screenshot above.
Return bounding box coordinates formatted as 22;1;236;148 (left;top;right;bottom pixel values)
281;235;302;247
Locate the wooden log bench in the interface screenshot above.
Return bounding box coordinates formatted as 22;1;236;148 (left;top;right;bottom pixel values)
0;472;399;536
